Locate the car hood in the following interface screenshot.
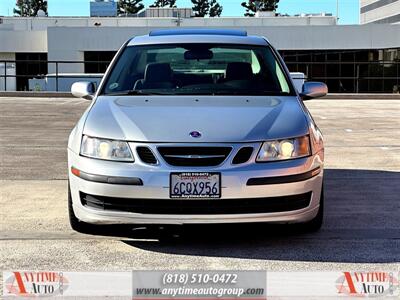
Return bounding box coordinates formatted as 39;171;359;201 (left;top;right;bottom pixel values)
83;96;309;143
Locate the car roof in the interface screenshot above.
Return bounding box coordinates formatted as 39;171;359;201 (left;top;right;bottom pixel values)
128;29;269;47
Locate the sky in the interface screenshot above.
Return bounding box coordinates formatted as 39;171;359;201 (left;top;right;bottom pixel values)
0;0;360;24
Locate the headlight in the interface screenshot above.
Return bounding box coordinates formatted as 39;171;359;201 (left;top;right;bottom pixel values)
256;135;310;162
80;135;134;162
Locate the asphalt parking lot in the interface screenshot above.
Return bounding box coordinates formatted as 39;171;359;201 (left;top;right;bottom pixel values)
0;96;399;272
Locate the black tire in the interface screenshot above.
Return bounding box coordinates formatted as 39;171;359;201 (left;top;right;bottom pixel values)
68;182;96;234
302;186;324;232
148;225;183;244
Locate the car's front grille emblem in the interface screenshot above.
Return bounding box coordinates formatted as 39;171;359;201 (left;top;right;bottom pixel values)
189;131;202;138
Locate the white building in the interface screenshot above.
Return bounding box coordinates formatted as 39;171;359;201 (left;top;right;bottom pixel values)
0;13;399;93
360;0;400;24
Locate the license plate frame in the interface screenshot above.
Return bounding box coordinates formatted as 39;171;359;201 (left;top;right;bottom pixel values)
170;172;221;199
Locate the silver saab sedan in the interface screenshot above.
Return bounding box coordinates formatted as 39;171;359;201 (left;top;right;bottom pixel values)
68;29;327;234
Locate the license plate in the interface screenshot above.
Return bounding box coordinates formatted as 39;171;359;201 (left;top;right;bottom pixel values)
170;172;221;199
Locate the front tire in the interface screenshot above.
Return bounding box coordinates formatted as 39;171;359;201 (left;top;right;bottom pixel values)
68;182;96;234
302;186;324;232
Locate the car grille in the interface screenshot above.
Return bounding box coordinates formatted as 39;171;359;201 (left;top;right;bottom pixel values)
232;147;254;164
136;146;158;164
157;146;232;167
80;192;312;215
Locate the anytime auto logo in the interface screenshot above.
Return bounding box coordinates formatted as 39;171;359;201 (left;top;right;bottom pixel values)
336;272;399;297
4;271;69;297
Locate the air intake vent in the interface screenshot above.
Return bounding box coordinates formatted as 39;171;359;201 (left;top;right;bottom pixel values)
232;147;254;164
158;147;231;167
80;192;312;215
137;146;157;164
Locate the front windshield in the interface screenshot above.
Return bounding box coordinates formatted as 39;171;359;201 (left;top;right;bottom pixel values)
102;43;294;96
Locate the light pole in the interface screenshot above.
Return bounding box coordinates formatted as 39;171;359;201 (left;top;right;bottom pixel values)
336;0;340;23
254;0;261;17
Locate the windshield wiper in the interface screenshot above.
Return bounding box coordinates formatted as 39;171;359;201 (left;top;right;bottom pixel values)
172;87;292;96
104;90;164;96
212;90;292;96
105;89;292;96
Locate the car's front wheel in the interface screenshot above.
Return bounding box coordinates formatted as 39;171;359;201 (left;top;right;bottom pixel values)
302;186;324;232
68;182;96;234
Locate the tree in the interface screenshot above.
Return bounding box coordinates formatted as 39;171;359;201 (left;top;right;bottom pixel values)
209;0;223;17
14;0;48;17
241;0;279;17
150;0;176;8
241;0;256;17
191;0;209;17
192;0;223;17
118;0;144;15
13;0;28;16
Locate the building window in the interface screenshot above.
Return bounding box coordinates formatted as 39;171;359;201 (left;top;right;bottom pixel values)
15;53;48;91
84;51;116;74
279;49;400;93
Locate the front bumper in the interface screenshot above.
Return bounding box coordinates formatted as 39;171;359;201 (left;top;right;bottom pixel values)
68;146;324;225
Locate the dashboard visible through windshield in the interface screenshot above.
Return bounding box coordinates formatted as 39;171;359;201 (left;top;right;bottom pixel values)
102;43;294;96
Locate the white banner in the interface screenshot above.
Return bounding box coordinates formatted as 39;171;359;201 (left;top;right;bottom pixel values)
3;270;399;298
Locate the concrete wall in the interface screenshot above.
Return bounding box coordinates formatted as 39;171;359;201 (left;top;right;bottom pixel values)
0;30;47;53
0;16;337;31
0;15;336;56
260;24;400;50
1;15;400;74
0;16;397;54
45;23;400;73
47;24;400;52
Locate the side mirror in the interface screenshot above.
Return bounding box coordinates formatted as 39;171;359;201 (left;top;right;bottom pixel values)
71;81;95;100
300;82;328;100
